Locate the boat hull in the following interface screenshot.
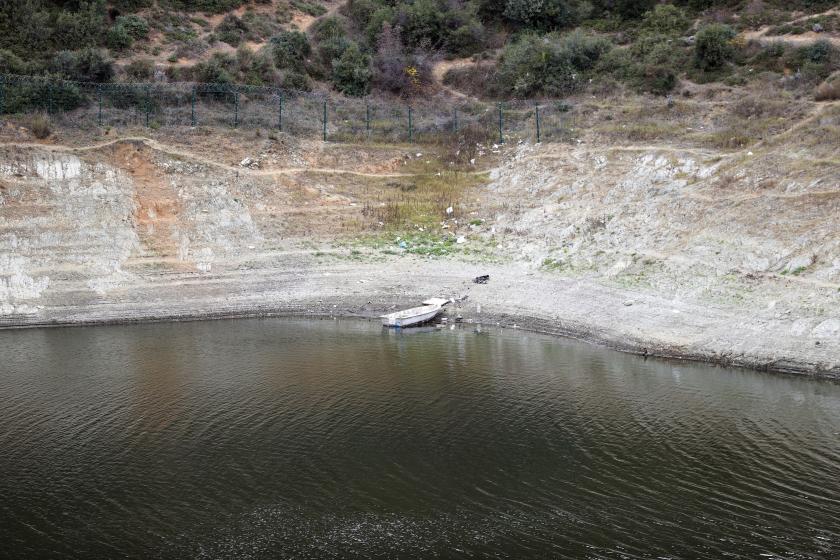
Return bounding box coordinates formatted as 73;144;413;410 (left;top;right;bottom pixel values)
381;305;443;328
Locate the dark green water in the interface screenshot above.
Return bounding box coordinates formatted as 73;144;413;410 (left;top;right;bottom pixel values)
1;319;839;559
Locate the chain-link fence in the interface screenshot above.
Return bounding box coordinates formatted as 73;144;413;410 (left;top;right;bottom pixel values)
0;74;579;144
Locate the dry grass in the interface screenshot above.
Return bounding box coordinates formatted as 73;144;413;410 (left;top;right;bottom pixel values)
30;114;52;139
815;80;840;102
360;171;487;229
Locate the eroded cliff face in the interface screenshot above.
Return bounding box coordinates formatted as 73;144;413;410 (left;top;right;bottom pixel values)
485;141;839;346
0;141;269;317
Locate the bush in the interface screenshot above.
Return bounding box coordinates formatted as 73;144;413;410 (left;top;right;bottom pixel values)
216;14;248;47
0;49;30;75
115;15;149;39
694;24;736;71
373;23;433;95
497;31;612;96
51;49;114;82
331;42;372;96
445;22;485;57
635;64;677;95
280;71;311;91
125;58;155;80
291;0;327;17
193;53;236;84
815;78;840;101
804;40;832;64
31;114;52;139
107;25;133;51
269;31;311;71
502;0;590;30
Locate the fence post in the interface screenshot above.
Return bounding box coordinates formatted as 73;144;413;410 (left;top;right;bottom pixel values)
191;86;196;126
0;75;5;116
498;102;504;144
535;104;541;143
278;92;283;131
322;99;327;142
145;85;151;127
47;82;54;115
97;84;102;126
408;106;413;143
453;108;458;133
365;103;370;139
233;90;239;128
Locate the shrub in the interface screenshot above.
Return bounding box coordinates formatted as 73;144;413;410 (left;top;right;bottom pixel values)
373;23;433;95
311;15;345;42
124;58;155;80
50;49;114;82
502;0;590;30
31;114;52;139
164;0;247;13
216;14;248;47
815;78;840;101
0;49;28;74
635;64;677;95
331;42;372;96
804;40;832;64
497;31;612;96
269;31;311;71
115;15;149;39
638;4;691;37
364;6;395;45
280;71;311;91
348;0;378;29
446;22;485;57
694;24;736;71
107;25;133;51
291;0;327;17
193;53;235;83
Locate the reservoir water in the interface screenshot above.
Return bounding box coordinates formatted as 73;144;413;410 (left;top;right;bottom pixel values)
1;318;839;558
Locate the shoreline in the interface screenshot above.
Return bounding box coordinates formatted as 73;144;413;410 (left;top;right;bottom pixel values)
2;266;837;380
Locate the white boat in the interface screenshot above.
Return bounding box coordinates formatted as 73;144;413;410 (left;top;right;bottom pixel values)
381;303;444;328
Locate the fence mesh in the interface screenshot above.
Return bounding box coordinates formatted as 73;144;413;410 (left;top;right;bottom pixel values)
0;74;578;144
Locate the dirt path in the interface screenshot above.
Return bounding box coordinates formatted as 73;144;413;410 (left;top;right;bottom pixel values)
742;7;840;47
431;58;479;100
296;0;343;31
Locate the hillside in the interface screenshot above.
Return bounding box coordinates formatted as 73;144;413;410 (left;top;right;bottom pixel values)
1;0;839;103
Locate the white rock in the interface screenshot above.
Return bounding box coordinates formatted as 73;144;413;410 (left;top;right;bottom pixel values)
812;319;839;338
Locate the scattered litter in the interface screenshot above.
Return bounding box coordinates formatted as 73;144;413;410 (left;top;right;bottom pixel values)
398;241;408;249
624;300;634;306
473;275;490;284
446;206;454;215
456;236;467;244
